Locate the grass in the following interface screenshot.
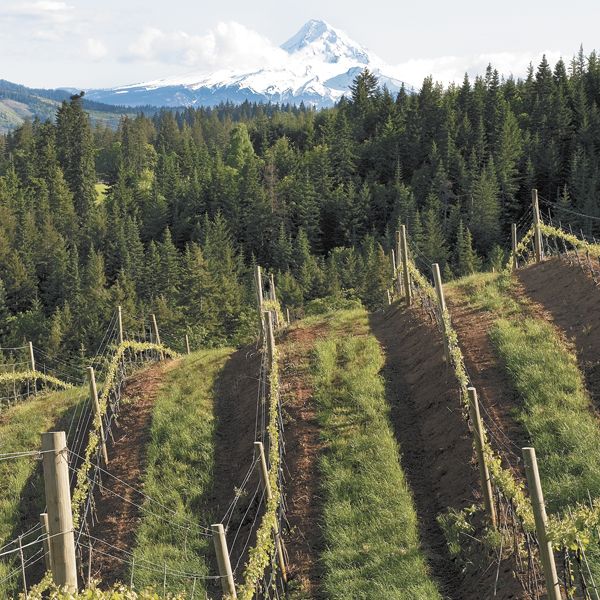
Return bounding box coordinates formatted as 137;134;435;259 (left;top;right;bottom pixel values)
131;348;234;596
0;386;87;596
449;272;600;508
310;309;441;599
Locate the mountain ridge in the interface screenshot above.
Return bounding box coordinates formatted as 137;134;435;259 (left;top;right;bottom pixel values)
85;20;412;108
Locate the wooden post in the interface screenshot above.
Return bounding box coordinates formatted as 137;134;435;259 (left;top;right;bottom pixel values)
211;523;237;598
40;513;52;573
117;306;124;345
467;388;496;528
185;334;191;355
255;266;265;341
41;431;77;592
522;447;560;600
400;226;412;306
87;367;108;465
264;311;275;367
395;231;404;296
511;223;518;271
386;290;392;306
532;189;543;263
151;314;164;360
28;341;37;395
18;534;27;597
286;307;290;326
269;273;280;328
254;442;287;583
432;263;450;363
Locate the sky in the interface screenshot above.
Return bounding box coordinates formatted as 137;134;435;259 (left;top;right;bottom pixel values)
1;0;599;90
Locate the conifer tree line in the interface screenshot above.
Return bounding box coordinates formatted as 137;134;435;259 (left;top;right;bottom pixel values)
1;49;600;359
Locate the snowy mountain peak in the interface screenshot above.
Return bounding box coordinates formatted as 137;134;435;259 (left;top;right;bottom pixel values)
86;20;409;109
281;19;371;65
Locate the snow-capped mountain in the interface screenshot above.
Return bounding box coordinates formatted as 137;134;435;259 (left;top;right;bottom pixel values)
86;20;411;108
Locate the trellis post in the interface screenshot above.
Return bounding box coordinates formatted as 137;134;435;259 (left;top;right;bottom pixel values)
400;226;412;305
185;334;191;355
28;341;37;395
254;441;288;583
255;265;265;341
522;447;560;600
117;305;124;345
467;388;496;528
512;223;518;270
532;189;543;263
40;512;52;572
211;523;237;598
41;431;77;592
87;366;108;465
151;314;164;360
432;263;450;363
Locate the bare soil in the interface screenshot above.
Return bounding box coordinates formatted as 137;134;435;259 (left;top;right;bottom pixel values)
370;304;524;600
86;359;179;586
278;323;330;598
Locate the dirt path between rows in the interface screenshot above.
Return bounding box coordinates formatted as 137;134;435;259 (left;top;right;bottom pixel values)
209;346;263;594
445;289;530;474
518;258;600;413
278;323;329;598
87;359;179;586
370;304;524;600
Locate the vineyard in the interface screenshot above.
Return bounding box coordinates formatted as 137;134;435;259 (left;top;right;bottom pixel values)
2;191;600;600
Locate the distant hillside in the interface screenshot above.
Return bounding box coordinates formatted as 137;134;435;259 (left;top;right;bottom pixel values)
0;79;153;132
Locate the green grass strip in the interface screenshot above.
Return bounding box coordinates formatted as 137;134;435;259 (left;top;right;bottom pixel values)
0;386;86;597
311;310;441;599
131;348;233;596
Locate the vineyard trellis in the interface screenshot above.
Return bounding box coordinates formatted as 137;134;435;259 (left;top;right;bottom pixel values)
385;191;600;599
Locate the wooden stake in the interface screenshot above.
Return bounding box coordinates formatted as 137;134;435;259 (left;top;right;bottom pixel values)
386;289;392;306
255;266;265;341
211;523;237;598
151;314;164;360
432;263;450;363
19;535;27;598
117;305;124;345
467;388;496;528
400;226;412;306
264;311;275;367
185;334;191;355
40;513;52;573
41;431;77;592
522;447;560;600
395;231;404;296
87;367;108;465
286;307;290;326
511;223;518;271
254;441;288;583
28;341;37;395
532;189;543;263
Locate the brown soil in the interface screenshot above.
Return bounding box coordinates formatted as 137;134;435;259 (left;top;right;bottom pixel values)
370;304;524;600
278;323;329;597
518;258;600;412
446;290;530;469
85;359;179;586
209;345;264;593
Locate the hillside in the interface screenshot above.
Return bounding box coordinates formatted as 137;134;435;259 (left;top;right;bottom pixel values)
0;80;149;133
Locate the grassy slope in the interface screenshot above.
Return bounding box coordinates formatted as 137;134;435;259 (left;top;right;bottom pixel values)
448;272;600;510
131;348;234;596
307;308;441;599
0;386;86;596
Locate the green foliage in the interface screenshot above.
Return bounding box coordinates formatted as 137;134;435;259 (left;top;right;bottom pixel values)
304;294;363;316
311;310;441;599
0;387;86;597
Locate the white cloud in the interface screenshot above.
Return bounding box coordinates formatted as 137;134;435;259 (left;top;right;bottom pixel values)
1;1;74;22
389;50;564;87
125;21;288;70
86;38;107;60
